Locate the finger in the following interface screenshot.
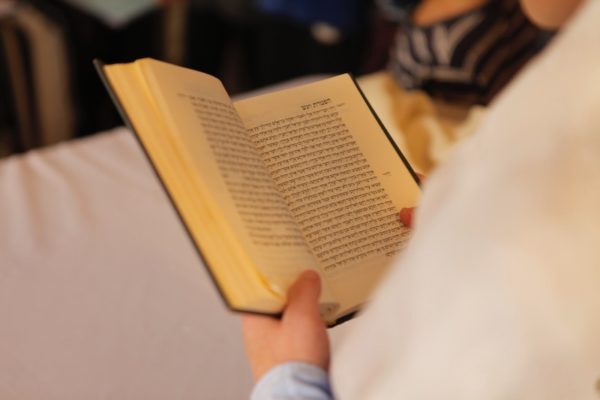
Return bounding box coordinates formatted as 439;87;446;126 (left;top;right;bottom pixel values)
240;314;279;381
399;207;414;228
240;312;280;346
240;314;278;356
284;270;322;319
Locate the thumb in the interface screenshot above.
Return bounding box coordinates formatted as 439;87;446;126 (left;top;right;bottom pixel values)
284;270;322;319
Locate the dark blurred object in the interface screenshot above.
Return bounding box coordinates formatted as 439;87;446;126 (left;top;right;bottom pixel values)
184;0;256;93
1;0;74;153
249;0;372;87
183;0;391;93
0;0;397;156
0;0;166;155
47;0;165;137
376;0;421;20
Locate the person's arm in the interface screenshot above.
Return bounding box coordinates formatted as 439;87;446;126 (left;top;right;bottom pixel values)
411;0;488;25
242;270;333;399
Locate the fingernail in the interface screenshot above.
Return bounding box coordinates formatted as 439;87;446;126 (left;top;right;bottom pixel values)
399;208;413;228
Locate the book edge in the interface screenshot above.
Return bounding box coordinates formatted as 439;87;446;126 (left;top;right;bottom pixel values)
349;74;422;187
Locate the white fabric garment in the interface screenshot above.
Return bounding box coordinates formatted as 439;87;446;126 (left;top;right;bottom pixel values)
332;1;600;399
0;131;255;399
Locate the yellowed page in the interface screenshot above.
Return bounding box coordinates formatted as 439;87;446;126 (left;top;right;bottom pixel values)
103;64;278;312
129;59;339;318
235;74;421;317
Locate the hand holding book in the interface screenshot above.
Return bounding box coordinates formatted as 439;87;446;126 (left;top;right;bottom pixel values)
242;270;329;382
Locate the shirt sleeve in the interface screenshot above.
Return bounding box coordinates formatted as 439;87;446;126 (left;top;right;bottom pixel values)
250;362;333;400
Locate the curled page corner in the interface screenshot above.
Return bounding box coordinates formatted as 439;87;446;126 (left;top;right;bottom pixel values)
256;273;286;302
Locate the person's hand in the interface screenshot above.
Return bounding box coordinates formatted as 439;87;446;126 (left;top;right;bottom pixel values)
241;270;330;382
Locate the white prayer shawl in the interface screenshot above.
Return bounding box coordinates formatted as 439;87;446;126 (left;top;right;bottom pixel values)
332;1;600;398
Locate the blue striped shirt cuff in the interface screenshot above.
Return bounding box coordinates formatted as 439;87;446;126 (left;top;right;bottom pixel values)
250;362;333;400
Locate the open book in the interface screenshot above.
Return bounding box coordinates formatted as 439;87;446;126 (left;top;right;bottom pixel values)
96;58;420;326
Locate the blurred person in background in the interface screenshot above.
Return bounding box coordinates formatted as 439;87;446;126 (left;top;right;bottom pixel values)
379;0;550;105
242;0;550;105
163;0;549;105
371;0;552;174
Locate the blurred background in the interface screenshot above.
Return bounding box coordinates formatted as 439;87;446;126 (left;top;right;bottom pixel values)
0;0;399;157
0;0;552;160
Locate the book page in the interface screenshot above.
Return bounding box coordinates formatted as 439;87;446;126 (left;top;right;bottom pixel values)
132;59;337;305
235;75;421;314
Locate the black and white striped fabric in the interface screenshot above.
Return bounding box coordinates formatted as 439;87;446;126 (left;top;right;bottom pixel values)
386;0;550;105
